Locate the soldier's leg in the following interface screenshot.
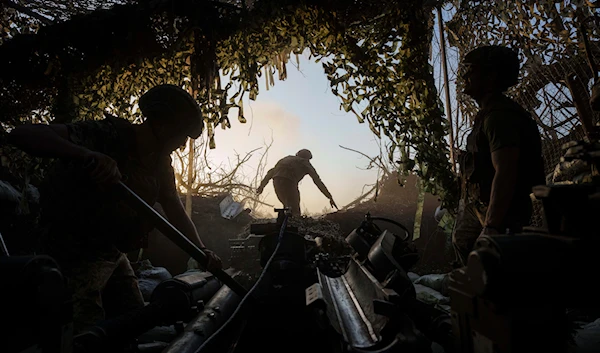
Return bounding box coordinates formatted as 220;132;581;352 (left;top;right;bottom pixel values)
289;186;301;217
68;256;120;334
273;178;289;209
102;253;145;319
451;201;484;266
274;178;300;215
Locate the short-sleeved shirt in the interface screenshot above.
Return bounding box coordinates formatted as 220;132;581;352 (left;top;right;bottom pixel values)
40;115;177;256
461;94;545;212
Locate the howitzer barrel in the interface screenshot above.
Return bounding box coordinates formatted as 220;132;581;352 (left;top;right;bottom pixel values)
75;271;224;351
151;271;225;322
163;284;242;353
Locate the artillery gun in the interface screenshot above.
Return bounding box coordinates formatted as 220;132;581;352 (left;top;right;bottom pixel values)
1;207;453;353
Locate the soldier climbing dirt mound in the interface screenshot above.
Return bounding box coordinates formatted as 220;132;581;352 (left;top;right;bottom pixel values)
257;149;337;216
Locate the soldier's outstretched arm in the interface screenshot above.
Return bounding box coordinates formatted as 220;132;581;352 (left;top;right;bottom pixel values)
257;167;275;194
307;164;335;203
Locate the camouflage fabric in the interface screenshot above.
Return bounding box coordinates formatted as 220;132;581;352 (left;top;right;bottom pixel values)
67;252;144;334
451;200;486;266
39;115;177;332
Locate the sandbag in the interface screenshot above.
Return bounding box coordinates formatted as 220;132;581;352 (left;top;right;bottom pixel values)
415;274;448;293
414;284;450;305
135;260;173;302
408;272;421;282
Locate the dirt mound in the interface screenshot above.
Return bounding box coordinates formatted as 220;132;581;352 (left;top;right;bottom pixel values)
238;216;342;238
324;173;452;274
238;216;353;257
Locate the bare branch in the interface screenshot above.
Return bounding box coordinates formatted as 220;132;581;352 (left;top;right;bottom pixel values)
340;183;378;211
172;133;276;215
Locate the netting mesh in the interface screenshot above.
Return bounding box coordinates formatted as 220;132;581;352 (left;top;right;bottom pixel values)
439;1;600;227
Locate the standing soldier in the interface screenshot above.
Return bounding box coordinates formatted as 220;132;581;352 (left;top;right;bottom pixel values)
8;84;222;334
453;45;545;266
257;149;337;216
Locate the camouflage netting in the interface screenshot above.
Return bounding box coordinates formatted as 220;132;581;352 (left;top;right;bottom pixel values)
1;0;457;209
445;1;600;227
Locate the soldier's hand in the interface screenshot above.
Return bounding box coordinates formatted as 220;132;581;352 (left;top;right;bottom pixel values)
202;248;222;272
480;226;500;236
329;198;338;210
256;186;264;195
84;151;122;184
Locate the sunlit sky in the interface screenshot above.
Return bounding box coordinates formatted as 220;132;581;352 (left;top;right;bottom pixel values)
203;9;462;217
206;52;384;216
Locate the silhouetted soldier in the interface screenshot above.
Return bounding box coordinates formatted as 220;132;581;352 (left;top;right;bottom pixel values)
257;149;337;216
453;45;545;266
8;84;221;333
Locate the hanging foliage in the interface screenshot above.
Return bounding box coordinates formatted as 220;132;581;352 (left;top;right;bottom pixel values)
447;1;600;125
0;0;458;208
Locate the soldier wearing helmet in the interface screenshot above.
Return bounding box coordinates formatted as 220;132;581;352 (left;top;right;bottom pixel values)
257;149;337;216
452;45;545;266
8;84;221;333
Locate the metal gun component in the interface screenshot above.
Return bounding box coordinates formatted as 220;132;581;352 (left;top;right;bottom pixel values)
163;284;242;353
309;262;388;349
0;230;9;256
74;270;234;351
306;219;451;353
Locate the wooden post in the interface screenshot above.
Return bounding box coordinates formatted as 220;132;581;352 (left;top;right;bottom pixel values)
436;6;457;172
185;30;198;217
413;177;425;241
185;137;194;217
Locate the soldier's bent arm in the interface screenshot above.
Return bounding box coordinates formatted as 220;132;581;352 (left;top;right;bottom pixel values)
8;124;91;161
483;112;520;229
307;164;333;199
486;148;519;229
157;161;206;249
